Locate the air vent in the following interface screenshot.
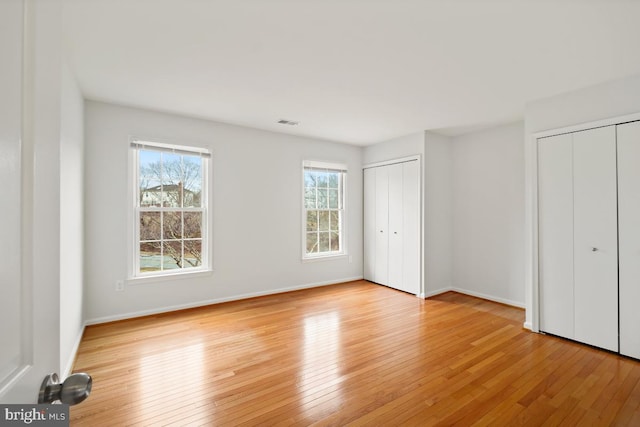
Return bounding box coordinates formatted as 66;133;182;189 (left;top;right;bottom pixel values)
277;119;299;126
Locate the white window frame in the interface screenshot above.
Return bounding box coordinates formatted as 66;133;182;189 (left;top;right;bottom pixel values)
129;138;212;279
302;160;348;261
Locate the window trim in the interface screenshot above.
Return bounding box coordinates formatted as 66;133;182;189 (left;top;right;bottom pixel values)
301;160;348;261
129;138;212;279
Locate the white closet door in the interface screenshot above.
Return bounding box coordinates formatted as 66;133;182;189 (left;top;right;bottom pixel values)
538;134;574;339
363;168;376;282
374;166;389;285
388;163;404;290
618;121;640;359
402;160;420;295
573;126;618;352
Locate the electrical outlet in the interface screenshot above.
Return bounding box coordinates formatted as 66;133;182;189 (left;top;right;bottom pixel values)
115;280;124;292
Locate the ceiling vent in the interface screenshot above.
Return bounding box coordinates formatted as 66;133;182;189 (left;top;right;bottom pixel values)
277;119;299;126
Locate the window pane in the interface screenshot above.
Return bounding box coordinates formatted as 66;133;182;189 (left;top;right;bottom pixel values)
304;171;316;188
328;189;339;209
163;212;182;240
317;172;328;188
330;231;340;251
304;188;316;209
184;240;202;268
184;212;202;238
163;241;182;269
161;152;182;207
306;232;318;254
319;232;330;252
317;189;328;209
330;210;340;231
139;150;161;207
318;211;329;231
182;155;202;207
306;210;318;232
328;172;339;188
140;242;162;273
140;212;161;241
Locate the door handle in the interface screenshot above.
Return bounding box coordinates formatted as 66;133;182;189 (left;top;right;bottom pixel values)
38;372;92;405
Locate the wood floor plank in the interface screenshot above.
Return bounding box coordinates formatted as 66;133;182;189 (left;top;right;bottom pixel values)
69;281;640;426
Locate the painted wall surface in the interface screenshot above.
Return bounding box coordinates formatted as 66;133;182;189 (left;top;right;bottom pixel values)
423;132;452;295
362;132;424;165
59;63;84;376
451;121;525;307
525;73;640;134
524;73;640;328
84;101;363;322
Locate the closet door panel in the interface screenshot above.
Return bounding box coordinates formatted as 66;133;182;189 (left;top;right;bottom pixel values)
538;134;574;339
387;163;403;290
618;121;640;359
573;126;618;352
402;160;420;295
363;168;376;282
374;166;389;285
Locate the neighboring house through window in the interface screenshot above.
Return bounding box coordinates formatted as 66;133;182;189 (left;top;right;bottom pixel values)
303;161;347;260
131;139;210;277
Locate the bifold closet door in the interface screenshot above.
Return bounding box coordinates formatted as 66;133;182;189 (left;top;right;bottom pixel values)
363;167;376;282
363;160;420;295
572;126;618;352
400;160;420;295
538;127;618;352
374;166;389;285
538;133;574;339
387;163;403;290
618;121;640;359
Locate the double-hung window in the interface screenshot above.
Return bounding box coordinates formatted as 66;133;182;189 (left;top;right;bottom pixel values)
303;161;347;259
131;139;210;277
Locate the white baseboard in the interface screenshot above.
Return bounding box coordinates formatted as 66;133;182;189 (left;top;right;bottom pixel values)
423;287;453;298
523;321;533;331
451;287;525;309
86;276;364;325
62;323;86;378
422;286;525;309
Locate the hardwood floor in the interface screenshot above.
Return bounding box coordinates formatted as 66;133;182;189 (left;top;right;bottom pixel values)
70;281;640;426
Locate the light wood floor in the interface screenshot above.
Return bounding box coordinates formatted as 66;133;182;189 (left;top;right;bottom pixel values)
71;280;640;426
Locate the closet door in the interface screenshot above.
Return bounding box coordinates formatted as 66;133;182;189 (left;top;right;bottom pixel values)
387;163;403;290
572;126;618;352
618;121;640;359
374;166;389;285
538;133;574;339
402;161;420;295
363;167;376;282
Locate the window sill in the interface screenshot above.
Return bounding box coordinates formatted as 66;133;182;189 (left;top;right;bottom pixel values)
302;254;348;263
127;268;213;286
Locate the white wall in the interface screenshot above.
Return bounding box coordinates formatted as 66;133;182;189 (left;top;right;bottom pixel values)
451;121;525;307
84;101;363;322
524;73;640;329
59;63;84;376
423;132;452;295
362;132;424;165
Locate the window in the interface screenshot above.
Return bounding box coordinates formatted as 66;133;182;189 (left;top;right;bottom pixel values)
131;140;210;277
303;161;347;259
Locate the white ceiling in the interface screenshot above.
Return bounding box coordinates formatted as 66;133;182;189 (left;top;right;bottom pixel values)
61;0;640;145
